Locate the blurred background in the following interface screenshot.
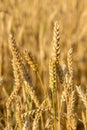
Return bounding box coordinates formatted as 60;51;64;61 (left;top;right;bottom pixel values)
0;0;87;115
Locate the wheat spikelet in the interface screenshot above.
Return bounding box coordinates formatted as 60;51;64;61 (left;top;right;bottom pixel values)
9;33;21;66
6;52;21;130
9;33;24;80
24;50;46;97
6;59;21;110
22;107;51;130
53;22;64;85
67;90;77;130
12;59;21;86
67;48;74;88
22;72;40;108
67;48;73;75
32;107;50;130
6;47;22;129
6;85;21;108
49;58;57;93
6;84;21;130
9;33;33;86
9;33;31;86
22;106;50;120
32;112;40;130
24;81;40;107
9;33;40;108
23;50;38;72
49;58;57;130
15;96;22;130
6;108;12;130
53;21;60;64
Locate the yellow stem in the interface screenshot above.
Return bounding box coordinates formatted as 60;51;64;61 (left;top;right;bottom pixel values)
52;91;57;130
37;72;46;98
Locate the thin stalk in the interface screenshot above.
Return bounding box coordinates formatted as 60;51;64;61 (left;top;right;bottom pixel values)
36;72;46;130
37;72;46;98
52;91;57;130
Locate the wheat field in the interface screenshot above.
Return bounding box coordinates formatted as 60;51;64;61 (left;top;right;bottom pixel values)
0;0;87;130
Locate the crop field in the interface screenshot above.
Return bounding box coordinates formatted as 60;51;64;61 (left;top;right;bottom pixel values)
0;0;87;130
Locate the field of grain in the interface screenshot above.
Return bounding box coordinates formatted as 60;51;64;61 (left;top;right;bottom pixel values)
0;0;87;130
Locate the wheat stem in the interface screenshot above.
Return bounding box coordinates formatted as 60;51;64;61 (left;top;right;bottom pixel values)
37;72;46;98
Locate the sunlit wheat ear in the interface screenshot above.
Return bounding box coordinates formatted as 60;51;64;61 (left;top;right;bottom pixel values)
12;59;21;86
53;21;64;85
6;85;21;108
24;50;46;97
22;107;51;130
67;48;74;88
6;58;21;108
23;50;38;72
9;33;24;80
6;107;12;130
6;49;22;130
6;84;21;129
32;107;50;130
9;33;31;86
49;58;57;93
22;107;50;120
15;96;22;130
6;59;21;130
49;58;57;130
6;34;22;129
67;90;77;130
9;33;39;106
67;48;73;75
53;21;60;64
24;81;40;107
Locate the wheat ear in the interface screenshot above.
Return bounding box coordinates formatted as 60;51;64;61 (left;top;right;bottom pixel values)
67;48;74;89
53;21;60;64
49;58;57;130
24;50;46;97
